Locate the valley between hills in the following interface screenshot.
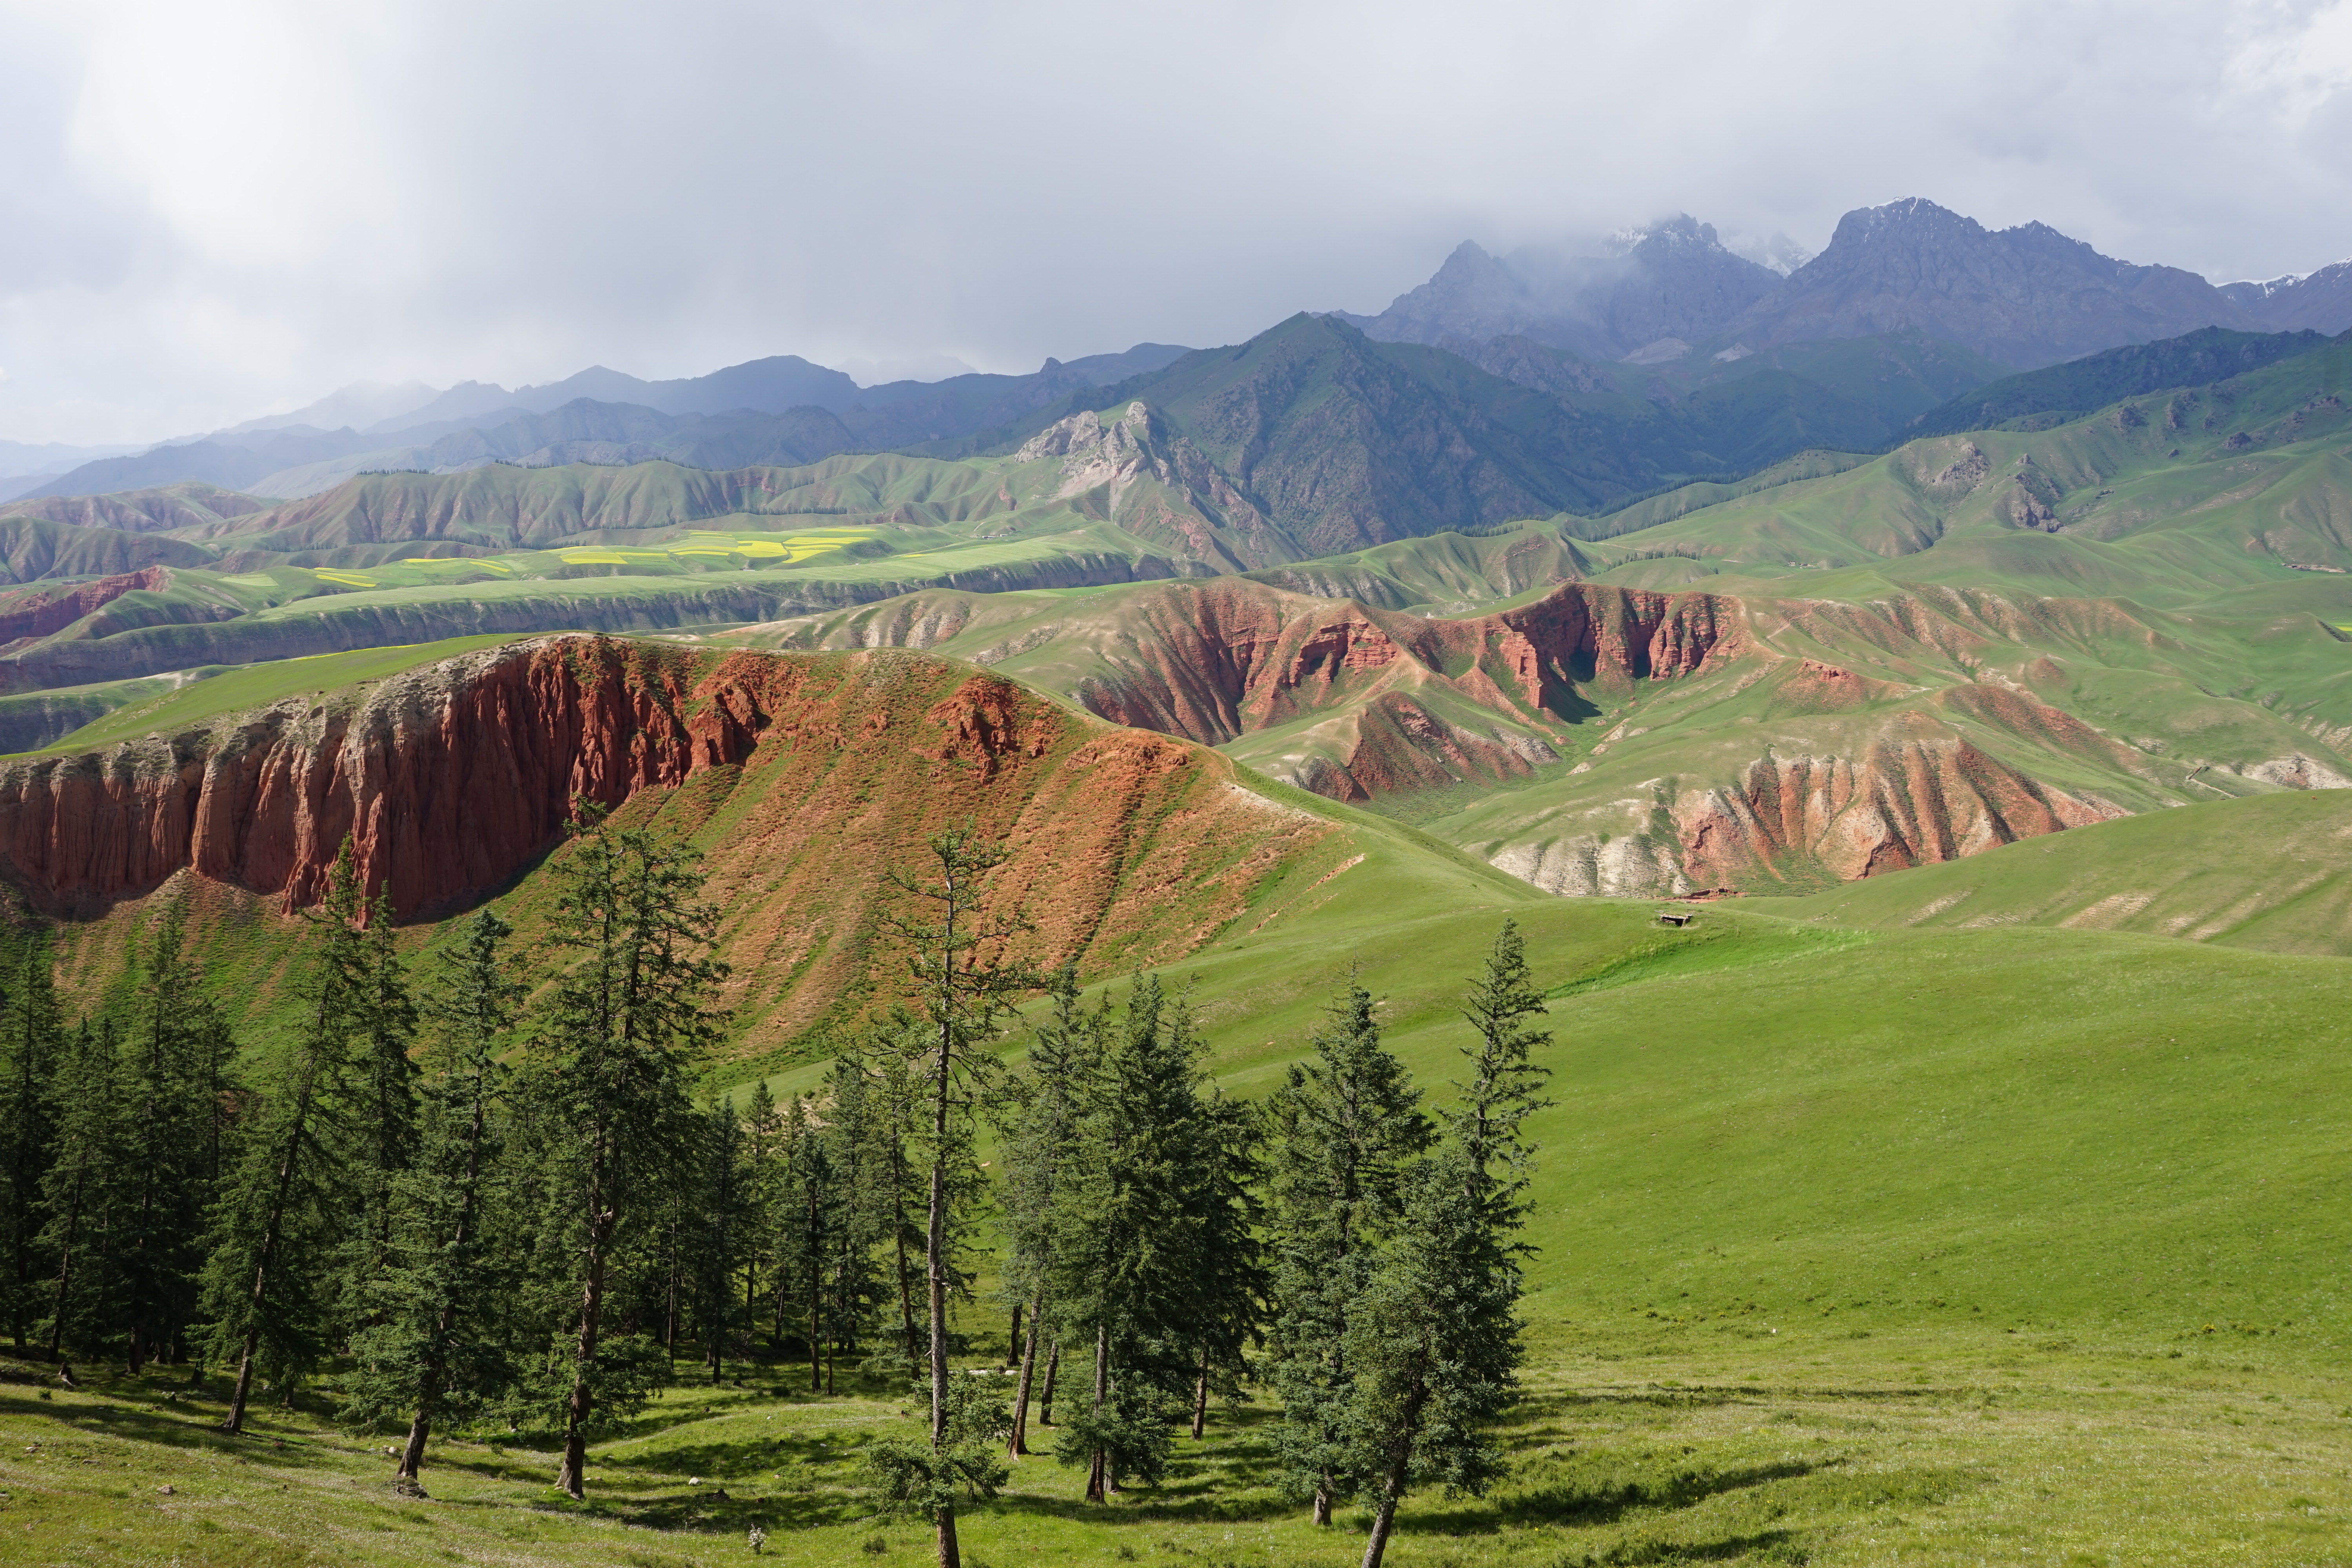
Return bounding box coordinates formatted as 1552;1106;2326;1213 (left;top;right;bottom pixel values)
6;204;2352;1567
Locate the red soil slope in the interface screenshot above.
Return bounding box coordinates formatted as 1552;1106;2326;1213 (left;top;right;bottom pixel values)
0;566;170;646
0;639;1339;1044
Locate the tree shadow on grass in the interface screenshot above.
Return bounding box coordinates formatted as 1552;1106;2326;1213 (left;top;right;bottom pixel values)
1414;1460;1823;1533
0;1389;349;1471
1567;1527;1808;1565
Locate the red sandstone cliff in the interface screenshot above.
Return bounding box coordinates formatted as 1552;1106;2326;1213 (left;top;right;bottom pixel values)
0;566;171;648
1075;579;1744;746
0;635;1334;988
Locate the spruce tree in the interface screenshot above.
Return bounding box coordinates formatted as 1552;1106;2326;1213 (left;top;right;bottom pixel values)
1000;964;1100;1458
345;887;421;1328
741;1078;780;1349
118;897;223;1373
341;906;522;1490
1;916;63;1350
1339;1148;1524;1568
38;1018;121;1360
688;1097;752;1383
879;826;1034;1568
522;812;727;1500
1318;922;1550;1568
1186;1090;1270;1439
1267;978;1430;1525
778;1092;841;1389
203;845;368;1430
1052;976;1213;1501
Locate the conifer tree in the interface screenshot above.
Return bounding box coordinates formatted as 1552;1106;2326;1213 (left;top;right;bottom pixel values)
1186;1090;1270;1439
119;897;224;1373
203;844;368;1431
1340;1148;1524;1568
345;887;421;1325
341;906;522;1490
1053;976;1214;1501
1454;918;1553;1210
880;826;1035;1568
741;1078;780;1348
523;810;728;1500
1;916;63;1350
38;1018;120;1359
1267;978;1430;1525
688;1097;752;1383
777;1092;840;1389
1319;922;1550;1568
1000;964;1099;1458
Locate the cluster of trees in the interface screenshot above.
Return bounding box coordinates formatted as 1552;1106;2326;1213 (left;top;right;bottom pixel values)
0;821;1544;1568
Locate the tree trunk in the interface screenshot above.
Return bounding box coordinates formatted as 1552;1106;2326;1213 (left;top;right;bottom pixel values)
224;1091;317;1434
1007;1287;1043;1457
553;1199;612;1499
1360;1482;1402;1568
1038;1339;1059;1425
398;1405;432;1489
1190;1340;1210;1439
400;1068;489;1488
808;1283;822;1393
926;1022;958;1568
895;1198;919;1380
1083;1322;1109;1503
45;1172;83;1360
1006;1302;1022;1368
1312;1480;1333;1526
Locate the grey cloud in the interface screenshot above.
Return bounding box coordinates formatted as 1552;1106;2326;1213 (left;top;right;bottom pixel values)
1;0;2348;443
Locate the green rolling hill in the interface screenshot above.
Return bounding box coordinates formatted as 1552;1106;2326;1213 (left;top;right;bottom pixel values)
6;635;2352;1566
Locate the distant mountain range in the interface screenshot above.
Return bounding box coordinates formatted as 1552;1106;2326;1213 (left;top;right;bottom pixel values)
20;196;2352;521
1346;198;2352;372
20;344;1193;502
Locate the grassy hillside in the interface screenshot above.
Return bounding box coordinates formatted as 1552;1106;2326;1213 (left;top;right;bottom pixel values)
1748;787;2352;953
1906;326;2344;439
10;869;2352;1564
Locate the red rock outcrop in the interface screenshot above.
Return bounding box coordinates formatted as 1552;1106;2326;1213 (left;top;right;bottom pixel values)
1671;724;2125;887
0;566;170;647
0;637;1333;968
1076;578;1744;746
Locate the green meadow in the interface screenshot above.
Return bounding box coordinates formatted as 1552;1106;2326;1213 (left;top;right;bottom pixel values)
8;822;2350;1564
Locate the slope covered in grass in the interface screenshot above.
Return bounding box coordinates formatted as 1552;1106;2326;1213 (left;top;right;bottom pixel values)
1749;788;2352;953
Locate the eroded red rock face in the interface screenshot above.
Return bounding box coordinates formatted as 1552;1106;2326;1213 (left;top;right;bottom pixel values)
0;567;171;647
0;633;1336;1034
1077;578;1743;745
1671;725;2125;887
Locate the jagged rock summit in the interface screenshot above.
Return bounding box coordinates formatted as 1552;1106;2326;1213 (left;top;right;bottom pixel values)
1347;216;1782;361
1359;198;2350;374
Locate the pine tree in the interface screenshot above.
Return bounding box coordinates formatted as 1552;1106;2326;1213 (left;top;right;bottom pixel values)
118;897;224;1373
341;906;522;1490
687;1097;752;1383
879;826;1035;1568
202;844;367;1431
1339;1148;1524;1568
523;811;728;1500
1186;1089;1270;1439
1267;978;1431;1526
38;1018;120;1360
741;1078;780;1350
1321;922;1550;1568
1000;964;1100;1458
345;886;421;1329
1052;976;1215;1501
1;915;64;1350
1454;918;1553;1212
777;1092;841;1390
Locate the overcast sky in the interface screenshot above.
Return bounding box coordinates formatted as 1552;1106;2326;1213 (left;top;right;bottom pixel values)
4;0;2351;445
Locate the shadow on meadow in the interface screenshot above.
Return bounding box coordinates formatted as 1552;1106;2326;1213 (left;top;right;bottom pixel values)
1426;1459;1825;1532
